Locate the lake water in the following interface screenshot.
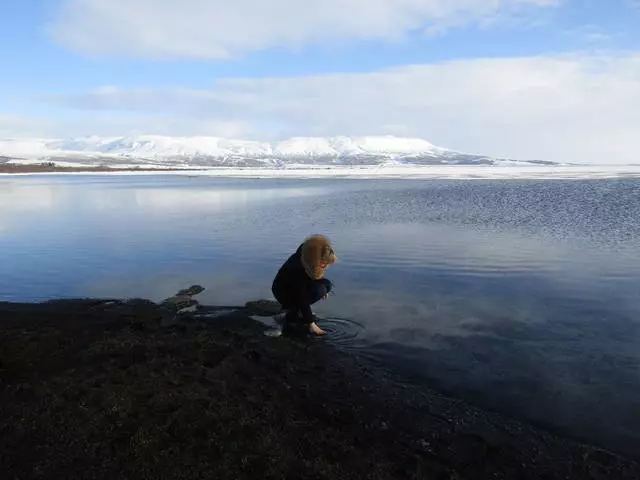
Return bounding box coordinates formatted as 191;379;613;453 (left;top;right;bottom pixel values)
1;174;639;458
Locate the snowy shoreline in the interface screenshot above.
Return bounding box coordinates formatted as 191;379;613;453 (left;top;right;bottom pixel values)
2;164;640;180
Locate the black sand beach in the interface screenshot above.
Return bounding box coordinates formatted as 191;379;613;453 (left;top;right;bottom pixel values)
1;292;638;480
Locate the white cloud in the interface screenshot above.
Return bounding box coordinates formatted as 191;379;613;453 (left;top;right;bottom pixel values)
0;115;53;138
50;0;559;59
563;24;616;44
45;53;640;165
0;114;253;140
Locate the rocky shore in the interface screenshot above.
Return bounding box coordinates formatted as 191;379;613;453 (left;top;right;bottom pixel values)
1;288;638;480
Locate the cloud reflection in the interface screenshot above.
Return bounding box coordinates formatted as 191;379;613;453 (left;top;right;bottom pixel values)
132;186;320;212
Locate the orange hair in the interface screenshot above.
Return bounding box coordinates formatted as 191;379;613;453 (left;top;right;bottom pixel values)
300;234;337;280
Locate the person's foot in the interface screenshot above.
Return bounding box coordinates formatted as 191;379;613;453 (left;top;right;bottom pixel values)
309;321;327;336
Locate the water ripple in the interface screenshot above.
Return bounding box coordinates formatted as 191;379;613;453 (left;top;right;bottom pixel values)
318;315;366;349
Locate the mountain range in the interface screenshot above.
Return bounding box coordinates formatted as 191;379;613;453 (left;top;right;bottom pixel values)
0;135;556;168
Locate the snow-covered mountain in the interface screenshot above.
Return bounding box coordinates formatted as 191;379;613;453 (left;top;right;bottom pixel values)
0;135;554;167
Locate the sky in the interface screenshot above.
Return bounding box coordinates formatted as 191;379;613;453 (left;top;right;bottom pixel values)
1;0;640;164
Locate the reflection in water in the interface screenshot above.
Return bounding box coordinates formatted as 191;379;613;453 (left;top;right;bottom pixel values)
0;183;55;211
133;186;316;211
1;175;640;458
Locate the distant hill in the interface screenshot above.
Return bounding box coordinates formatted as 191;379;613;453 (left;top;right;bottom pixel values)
0;135;556;168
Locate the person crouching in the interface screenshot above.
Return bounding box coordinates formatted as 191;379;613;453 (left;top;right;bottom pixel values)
272;234;337;336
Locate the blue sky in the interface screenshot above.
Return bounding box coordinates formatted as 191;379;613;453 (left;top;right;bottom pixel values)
2;0;640;163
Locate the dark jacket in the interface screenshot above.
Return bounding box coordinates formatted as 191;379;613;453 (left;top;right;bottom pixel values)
271;244;317;323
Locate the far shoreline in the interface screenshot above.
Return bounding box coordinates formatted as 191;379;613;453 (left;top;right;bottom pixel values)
0;163;199;174
2;162;640;180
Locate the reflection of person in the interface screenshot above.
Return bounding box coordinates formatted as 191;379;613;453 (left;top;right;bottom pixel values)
272;234;337;335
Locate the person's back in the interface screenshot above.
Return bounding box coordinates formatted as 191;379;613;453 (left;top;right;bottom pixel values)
272;234;337;335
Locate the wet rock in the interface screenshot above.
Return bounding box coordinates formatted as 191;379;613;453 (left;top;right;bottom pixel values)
176;285;205;297
580;448;632;480
161;295;198;311
586;449;617;467
160;285;207;320
244;299;283;316
177;304;198;314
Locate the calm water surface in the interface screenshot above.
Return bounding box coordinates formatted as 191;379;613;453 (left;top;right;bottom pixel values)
1;175;639;457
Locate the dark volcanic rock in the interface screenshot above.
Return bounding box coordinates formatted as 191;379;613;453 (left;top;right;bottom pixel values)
245;299;283;316
0;298;638;480
176;284;205;297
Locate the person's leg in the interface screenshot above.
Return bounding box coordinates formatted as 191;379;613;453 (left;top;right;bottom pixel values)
302;279;332;335
281;279;331;320
274;279;332;335
272;283;299;328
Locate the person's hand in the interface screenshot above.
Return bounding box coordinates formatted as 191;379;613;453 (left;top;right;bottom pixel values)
323;294;328;300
